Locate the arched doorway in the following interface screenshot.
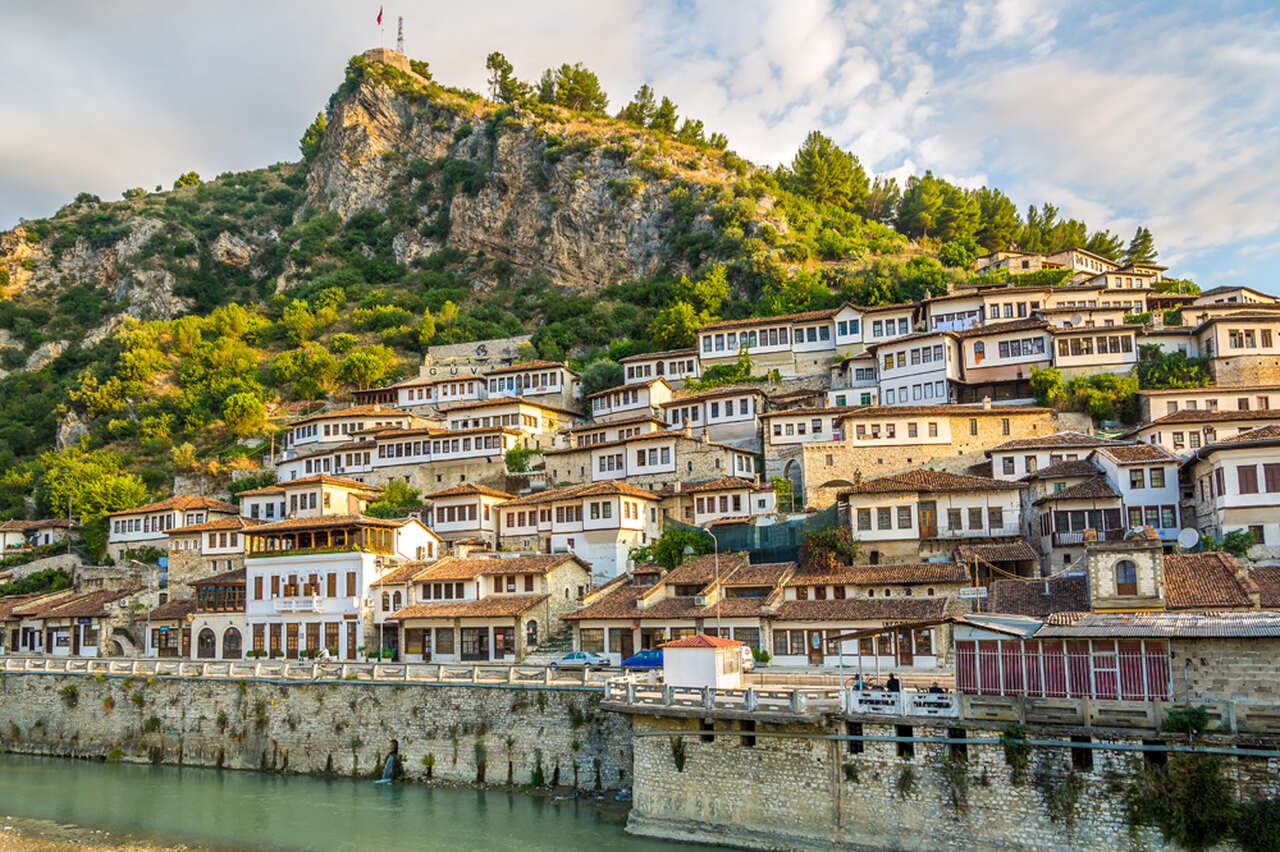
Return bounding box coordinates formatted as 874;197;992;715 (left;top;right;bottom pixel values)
222;627;242;660
196;628;216;659
526;619;538;647
782;459;803;512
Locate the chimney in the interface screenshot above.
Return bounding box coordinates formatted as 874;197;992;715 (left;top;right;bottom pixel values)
673;481;681;493
683;420;693;439
982;396;992;410
701;430;711;444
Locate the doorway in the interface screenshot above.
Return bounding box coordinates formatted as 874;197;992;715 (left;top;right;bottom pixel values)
918;501;937;537
896;630;913;666
807;630;824;665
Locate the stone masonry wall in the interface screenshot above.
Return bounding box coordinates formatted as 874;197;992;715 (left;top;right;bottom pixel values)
625;713;1280;851
0;673;631;792
1212;356;1280;387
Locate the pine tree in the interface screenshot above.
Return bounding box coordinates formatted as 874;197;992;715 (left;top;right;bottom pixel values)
299;113;326;164
790;131;867;209
619;84;656;126
973;187;1021;250
648;96;678;134
1124;226;1158;265
896;172;944;238
1085;230;1124;260
485;51;529;104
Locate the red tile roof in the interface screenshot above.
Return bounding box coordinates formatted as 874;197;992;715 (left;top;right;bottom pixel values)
287;404;411;425
1019;459;1100;480
956;541;1039;563
149;597;196;621
840;469;1020;496
788;562;968;586
501;480;659;506
391;594;549;620
990;575;1089;617
698;306;847;332
1250;566;1280;608
241;513;405;534
1162;553;1257;610
422;483;514;500
617;348;698;363
1032;477;1121;504
106;496;238;518
482;360;576;376
656;477;760;496
236;475;383;497
661;634;742;648
987;431;1119;453
1095;444;1180;463
168;516;264;535
405;554;589;582
772;597;951;622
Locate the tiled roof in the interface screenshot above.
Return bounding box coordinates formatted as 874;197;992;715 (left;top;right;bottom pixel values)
987;431;1118;453
566;415;666;432
1095;443;1180;463
656;477;760;496
617;348;698;363
836;404;1050;419
952;318;1048;339
241;513;405;534
585;378;671;399
1250;566;1280;608
1198;424;1280;450
106;496;238;518
788;562;968;586
483;360;576;376
772;597;951;622
422;483;514;500
698;306;847;332
759;405;860;420
0;593;57;620
168;516;264;535
1138;383;1280;396
403;554;588;582
236;475;383;497
391;594;550;620
1032;477;1120;504
1019;459;1101;481
956;541;1039;563
989;575;1089;617
661;634;742;648
1141;409;1280;426
287;404;410;424
562;583;647;620
840;469;1020;496
858;301;919;314
149;597;196;620
661;386;766;405
501;480;659;506
0;519;78;532
21;590;128;620
1162;552;1256;610
437;397;581;417
719;561;795;586
544;429;747;456
193;568;246;587
655;553;751;588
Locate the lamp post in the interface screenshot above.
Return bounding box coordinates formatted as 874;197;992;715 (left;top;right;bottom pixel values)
692;528;722;636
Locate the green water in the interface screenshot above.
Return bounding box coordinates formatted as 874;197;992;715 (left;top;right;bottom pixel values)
0;754;720;851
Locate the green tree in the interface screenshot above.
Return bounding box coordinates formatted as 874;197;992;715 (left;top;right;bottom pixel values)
790;130;868;209
547;63;608;113
1085;229;1124;260
938;237;979;268
37;446;148;559
672;264;729;315
222;392;266;437
936;183;979;242
631;528;713;570
770;475;795;513
280;299;317;343
173;171;201;189
121;187;147;200
707;132;729;150
339;345;395;390
897;172;945;238
619;84;656;126
299;112;326;163
649;301;703;350
1135;345;1212;389
674;118;705;146
485;51;529;103
861;175;901;223
1030;367;1065;407
973;187;1021;250
365;479;422;519
579;359;624;401
648;96;678;134
798;526;861;570
1124;226;1158;265
504;445;542;472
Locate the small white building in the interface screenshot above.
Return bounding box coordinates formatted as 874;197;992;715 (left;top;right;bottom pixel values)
660;634;745;689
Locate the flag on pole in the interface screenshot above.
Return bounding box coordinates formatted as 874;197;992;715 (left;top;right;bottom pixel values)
377;6;383;25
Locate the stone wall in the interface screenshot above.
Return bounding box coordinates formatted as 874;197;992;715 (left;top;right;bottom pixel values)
546;436;743;491
166;550;245;597
624;712;1280;851
0;672;631;792
1211;355;1280;386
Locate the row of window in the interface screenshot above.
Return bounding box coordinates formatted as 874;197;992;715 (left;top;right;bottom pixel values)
251;571;358;600
884;382;948;405
577;425;645;447
449;414;544;430
625;359;697;380
696;494;744;515
855;506;1005;531
1166;396;1271;415
1127;467;1168;489
435;504;487;524
489;372;561;392
882;345;946;372
854;421;942;440
1228;328;1274;349
771;418;840;438
593;388;642;410
1057;335;1134;357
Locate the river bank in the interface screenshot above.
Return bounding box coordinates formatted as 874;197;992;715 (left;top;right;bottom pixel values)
0;816;209;851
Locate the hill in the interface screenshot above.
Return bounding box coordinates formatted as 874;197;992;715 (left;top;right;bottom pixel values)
0;48;1171;541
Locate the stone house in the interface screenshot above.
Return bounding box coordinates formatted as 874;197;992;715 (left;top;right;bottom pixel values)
780;403;1058;509
166;516;261;596
656;477;776;527
146;568;247;659
544;428;758;491
236;474;382;521
1192;312;1280;386
497;480;662;582
106;496;239;563
3;590;129;657
379;553;592;662
1183;424;1280;559
659;387;764;450
560;415;667;449
1136;384;1280;422
481;359;580;411
696;304;877;378
619;348;700;388
1127;408;1280;456
836;469;1025;564
421;482;512;550
352;373;484;410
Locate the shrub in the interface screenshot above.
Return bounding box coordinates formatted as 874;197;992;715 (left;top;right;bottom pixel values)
59;684;78;708
1127;754;1235;850
1000;723;1031;783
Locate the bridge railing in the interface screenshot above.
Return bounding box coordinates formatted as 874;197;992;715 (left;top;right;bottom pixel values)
0;655;611;687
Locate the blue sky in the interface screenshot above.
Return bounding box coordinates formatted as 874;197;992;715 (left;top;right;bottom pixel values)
2;0;1277;289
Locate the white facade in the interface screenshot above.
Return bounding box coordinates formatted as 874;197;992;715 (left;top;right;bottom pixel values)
621;350;700;386
874;333;960;405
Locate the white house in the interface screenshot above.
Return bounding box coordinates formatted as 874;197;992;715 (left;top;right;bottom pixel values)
106;496;239;562
871;331;961;405
659;388;764;449
482;359;580;408
589;378;675;423
280;404;423;457
421;483;512;548
987;432;1126;481
1184;424;1280;559
619;349;700;387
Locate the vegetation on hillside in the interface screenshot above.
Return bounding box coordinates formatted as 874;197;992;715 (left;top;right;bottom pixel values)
0;48;1177;532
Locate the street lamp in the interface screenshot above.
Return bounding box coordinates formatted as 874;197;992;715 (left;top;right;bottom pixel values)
691;529;722;636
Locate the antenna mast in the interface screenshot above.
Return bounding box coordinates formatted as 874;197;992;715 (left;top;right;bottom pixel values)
396;17;404;53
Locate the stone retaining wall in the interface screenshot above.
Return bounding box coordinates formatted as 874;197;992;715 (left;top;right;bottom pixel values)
0;672;632;791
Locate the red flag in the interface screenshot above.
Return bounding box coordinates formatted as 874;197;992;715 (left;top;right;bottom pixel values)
376;6;383;25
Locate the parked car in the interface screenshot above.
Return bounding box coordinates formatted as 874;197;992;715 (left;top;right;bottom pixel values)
621;649;663;669
549;651;609;670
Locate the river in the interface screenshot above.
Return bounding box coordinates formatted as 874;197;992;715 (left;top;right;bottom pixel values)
0;754;722;851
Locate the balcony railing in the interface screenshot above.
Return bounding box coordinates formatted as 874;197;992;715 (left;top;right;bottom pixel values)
274;596;323;613
1052;529;1125;546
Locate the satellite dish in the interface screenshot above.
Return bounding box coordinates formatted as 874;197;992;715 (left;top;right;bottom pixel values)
1070;313;1084;327
1176;528;1200;549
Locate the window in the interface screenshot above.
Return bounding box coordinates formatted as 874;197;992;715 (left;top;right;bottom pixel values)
896;506;912;529
969;419;978;436
1264;464;1280;493
988;508;1004;530
1129;469;1145;489
856;509;872;531
947;508;963;529
1238;465;1259;495
1002;457;1015;475
1115;560;1138;596
968;508;983;529
1149;468;1165;488
877;508;892;530
1249;525;1265;545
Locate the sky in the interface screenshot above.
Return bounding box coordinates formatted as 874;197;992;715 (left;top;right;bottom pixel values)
2;0;1278;289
